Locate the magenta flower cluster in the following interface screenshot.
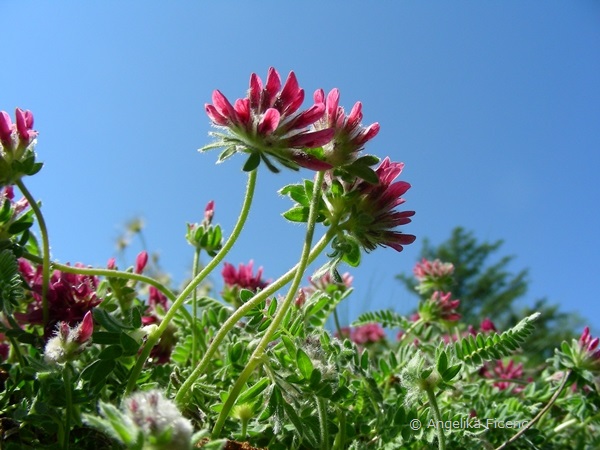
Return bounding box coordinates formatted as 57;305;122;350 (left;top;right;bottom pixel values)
205;68;334;171
17;259;101;338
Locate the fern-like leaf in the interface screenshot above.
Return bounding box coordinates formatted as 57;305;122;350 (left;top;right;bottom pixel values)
352;309;411;330
454;312;540;366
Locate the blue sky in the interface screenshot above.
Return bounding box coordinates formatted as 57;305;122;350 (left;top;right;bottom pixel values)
3;2;600;334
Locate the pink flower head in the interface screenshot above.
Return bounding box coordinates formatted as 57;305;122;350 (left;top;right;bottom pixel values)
431;291;461;322
313;88;380;166
330;157;416;252
134;251;149;274
305;271;353;296
222;260;269;292
43;311;94;364
77;311;95;343
221;260;269;307
578;326;600;370
106;257;117;270
0;108;38;152
481;359;525;392
294;288;307;308
204;200;215;225
413;258;454;281
350;323;386;345
479;318;497;333
203;67;334;171
17;259;101;339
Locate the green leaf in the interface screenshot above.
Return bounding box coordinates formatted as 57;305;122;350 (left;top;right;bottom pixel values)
282;206;310;223
353;154;380;166
360;349;369;371
379;358;391;377
296;348;314;379
238;289;254;303
282;401;319;448
8;217;34;234
98;345;123;360
281;335;296;359
217;146;237;162
120;332;141;356
341;236;362;267
280;184;309;206
344;161;380;184
441;364;462;382
130;307;142;329
267;297;277;316
309;368;322;388
237;377;270;405
437;350;448;374
242;152;260;172
93;308;132;332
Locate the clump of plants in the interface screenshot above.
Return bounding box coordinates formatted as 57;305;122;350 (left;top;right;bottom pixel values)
0;68;598;449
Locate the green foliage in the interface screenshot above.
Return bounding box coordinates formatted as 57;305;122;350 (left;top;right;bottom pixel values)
0;248;23;314
397;226;581;365
454;312;540;366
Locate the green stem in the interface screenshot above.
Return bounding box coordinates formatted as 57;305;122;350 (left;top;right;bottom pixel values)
333;409;346;450
317;396;330;450
174;229;335;405
22;251;177;303
63;364;72;450
425;386;446;450
191;248;201;367
494;370;571;450
399;318;424;342
332;308;344;339
211;171;326;437
16;179;50;328
125;169;258;395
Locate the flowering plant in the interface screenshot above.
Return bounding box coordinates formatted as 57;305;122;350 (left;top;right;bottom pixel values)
0;69;598;450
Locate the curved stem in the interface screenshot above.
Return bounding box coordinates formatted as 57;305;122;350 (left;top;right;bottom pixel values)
16;179;50;327
125;169;258;395
211;171;326;437
175;229;334;405
398;318;424;342
494;370;571;450
191;248;201;367
425;386;446;450
22;251;177;303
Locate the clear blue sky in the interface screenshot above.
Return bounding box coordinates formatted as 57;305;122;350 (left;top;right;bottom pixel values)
3;2;600;333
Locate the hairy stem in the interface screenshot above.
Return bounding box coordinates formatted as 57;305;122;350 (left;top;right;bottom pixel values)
23;252;183;319
125;169;258;395
16;179;50;327
317;396;330;450
211;171;326;437
425;386;446;450
191;248;201;367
